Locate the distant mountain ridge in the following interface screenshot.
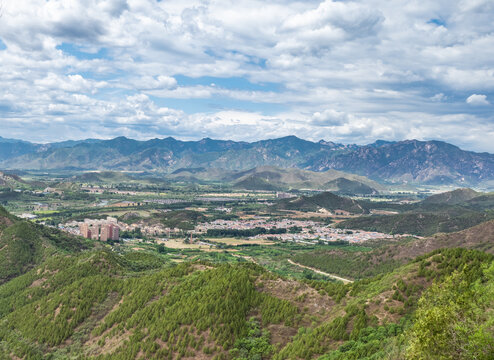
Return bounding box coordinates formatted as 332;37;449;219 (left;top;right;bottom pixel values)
1;135;494;186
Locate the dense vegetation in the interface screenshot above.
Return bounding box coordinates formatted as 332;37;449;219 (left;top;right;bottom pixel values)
274;191;365;214
1;201;494;359
207;227;288;237
158;210;207;230
0;207;89;284
0;244;492;359
293;249;401;279
337;209;494;236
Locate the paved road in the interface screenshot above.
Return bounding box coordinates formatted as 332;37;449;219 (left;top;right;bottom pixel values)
287;259;354;284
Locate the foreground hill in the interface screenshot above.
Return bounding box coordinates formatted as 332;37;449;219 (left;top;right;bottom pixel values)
0;206;89;284
2;136;494;186
0;243;492;359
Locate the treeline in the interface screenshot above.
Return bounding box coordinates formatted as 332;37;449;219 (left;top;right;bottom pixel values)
207;226;302;238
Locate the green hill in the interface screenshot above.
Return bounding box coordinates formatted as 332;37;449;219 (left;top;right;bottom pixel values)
0;206;493;359
275;191;366;214
305;218;494;281
0;171;44;190
231;166;383;192
0;246;492;359
142;210;207;231
233;175;281;191
323;177;377;195
0;206;90;284
336;208;494;236
422;188;481;205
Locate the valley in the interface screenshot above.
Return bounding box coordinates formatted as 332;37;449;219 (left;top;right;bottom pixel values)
0;163;494;359
1;0;493;358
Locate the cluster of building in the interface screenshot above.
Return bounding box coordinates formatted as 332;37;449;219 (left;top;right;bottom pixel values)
78;217;120;241
195;217;396;243
276;192;296;199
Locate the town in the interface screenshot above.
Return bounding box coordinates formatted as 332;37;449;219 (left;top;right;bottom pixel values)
61;214;398;246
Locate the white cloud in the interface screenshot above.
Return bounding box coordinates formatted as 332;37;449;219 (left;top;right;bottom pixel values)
312;109;349;126
466;94;489;105
431;93;447;102
0;0;492;152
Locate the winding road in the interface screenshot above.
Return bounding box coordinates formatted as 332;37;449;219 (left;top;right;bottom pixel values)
287;259;354;284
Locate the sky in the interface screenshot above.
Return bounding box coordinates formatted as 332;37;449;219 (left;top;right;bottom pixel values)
0;0;493;152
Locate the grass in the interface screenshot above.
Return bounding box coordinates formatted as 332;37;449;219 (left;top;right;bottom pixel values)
205;237;276;245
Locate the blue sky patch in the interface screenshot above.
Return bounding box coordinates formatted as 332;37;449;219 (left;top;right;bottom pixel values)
428;18;446;27
174;75;282;92
0;39;6;50
57;42;109;60
150;95;285;115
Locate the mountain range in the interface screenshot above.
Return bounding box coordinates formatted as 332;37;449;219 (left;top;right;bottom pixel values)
1;135;494;186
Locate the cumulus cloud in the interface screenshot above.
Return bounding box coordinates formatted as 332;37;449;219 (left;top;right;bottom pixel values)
466;94;489;106
0;0;493;151
312;109;349;126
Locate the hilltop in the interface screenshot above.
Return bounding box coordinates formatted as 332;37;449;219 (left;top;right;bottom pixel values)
165;165;382;192
323;177;377;195
422;188;481;205
230;166;382;193
1;136;494;186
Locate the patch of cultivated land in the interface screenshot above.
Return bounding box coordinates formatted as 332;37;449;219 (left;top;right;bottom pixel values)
156;239;223;251
206;237;275;245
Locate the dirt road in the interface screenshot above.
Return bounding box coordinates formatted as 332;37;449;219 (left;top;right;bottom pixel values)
287;259;353;284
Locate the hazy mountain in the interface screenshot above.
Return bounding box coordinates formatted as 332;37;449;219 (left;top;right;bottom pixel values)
1;136;494;185
422;188;481;205
307;139;494;184
231;166;382;192
323;177;377;195
0;137;40;161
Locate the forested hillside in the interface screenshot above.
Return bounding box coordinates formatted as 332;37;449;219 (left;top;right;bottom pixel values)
274;192;365;214
0;206;493;359
0;206;90;284
337;190;494;236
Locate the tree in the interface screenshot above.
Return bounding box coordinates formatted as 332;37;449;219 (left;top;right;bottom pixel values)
406;263;494;360
157;244;166;253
